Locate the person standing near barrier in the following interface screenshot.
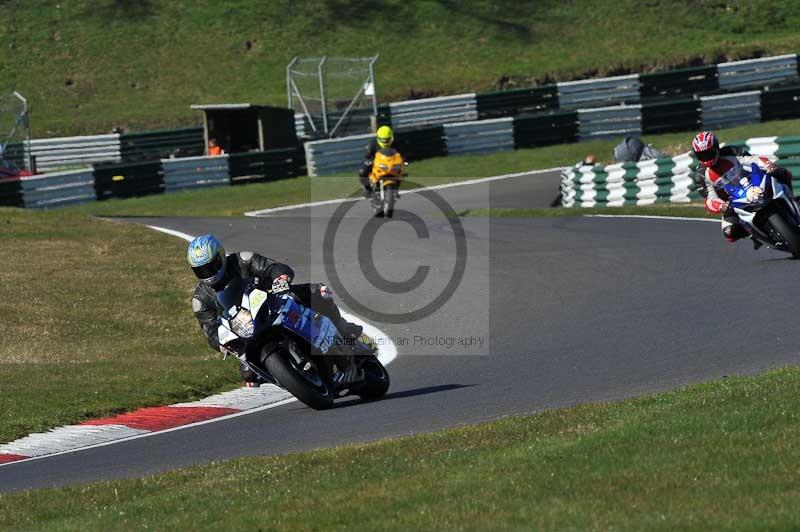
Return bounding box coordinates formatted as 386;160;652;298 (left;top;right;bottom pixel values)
208;138;224;157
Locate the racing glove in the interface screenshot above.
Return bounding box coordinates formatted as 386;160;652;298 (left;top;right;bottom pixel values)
763;159;779;173
271;274;292;294
705;197;729;214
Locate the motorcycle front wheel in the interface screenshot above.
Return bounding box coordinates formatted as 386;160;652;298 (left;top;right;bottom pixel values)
767;210;800;258
264;348;335;410
371;192;384;218
355;356;390;400
383;186;396;218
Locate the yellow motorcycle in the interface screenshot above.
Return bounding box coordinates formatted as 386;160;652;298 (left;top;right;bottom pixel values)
369;148;406;218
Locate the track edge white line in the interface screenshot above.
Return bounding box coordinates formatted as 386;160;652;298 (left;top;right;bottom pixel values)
243;166;567;217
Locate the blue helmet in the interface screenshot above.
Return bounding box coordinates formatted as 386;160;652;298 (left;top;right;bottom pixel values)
187;234;227;285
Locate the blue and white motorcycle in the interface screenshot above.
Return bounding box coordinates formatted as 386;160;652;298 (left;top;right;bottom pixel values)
721;163;800;257
216;276;390;410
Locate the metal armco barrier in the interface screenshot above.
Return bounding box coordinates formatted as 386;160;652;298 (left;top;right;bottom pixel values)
394;126;446;161
295;108;375;139
388;94;478;129
578;105;642;140
639;65;718;99
476;86;559;119
701;91;762;130
13;147;304;209
717;54;799;91
304;134;371;176
162;155;230;192
121;127;205;162
28;134;121;171
228;148;303;185
303;126;449;176
371;53;797;136
557;74;641;109
641;98;701;134
444;118;514;156
20;168;96;208
93;160;164;200
512;111;578;148
0;177;23;207
761;84;800;121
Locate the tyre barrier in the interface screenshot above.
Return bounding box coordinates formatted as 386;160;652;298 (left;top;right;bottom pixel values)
561;136;800;208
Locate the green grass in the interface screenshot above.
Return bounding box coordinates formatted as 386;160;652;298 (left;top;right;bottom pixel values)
70;174;467;218
461;204;713;219
3;365;800;530
68;117;800;217
5;0;800;136
0;209;239;444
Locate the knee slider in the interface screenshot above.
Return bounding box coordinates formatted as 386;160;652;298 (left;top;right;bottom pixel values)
723;226;737;242
723;224;747;242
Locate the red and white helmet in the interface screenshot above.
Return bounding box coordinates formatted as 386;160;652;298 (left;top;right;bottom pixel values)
691;131;720;167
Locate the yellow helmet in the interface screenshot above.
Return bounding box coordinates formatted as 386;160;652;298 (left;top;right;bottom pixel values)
376;125;394;149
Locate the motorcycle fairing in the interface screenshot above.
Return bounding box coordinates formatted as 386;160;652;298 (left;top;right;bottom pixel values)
216;280;268;348
727;164;784;214
248;289;268;317
214;276;337;354
723;163;800;245
218;320;238;346
272;295;338;354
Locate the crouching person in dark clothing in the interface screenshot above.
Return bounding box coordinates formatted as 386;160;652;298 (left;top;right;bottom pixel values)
187;234;362;387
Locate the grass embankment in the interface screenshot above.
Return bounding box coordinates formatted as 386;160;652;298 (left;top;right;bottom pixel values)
5;1;800;136
71;117;800;217
0;209;237;444
2;366;799;529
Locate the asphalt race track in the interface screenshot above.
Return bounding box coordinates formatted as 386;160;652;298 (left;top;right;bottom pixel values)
3;170;800;492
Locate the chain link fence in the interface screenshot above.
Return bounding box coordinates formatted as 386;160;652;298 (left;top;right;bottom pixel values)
287;56;378;139
0;91;32;172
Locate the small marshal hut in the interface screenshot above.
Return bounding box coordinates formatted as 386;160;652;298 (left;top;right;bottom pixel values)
191;104;297;155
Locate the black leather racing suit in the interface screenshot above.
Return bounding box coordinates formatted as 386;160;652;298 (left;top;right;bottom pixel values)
191;251;352;383
357;138;380;192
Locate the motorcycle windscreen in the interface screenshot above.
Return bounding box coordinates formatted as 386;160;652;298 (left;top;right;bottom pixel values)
216;276;247;318
273;296;337;354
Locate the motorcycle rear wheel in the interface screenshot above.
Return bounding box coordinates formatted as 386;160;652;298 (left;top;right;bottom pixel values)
767;210;800;258
264;349;335;410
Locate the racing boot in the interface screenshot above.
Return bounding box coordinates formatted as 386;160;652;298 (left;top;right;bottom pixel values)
314;285;364;340
751;236;763;250
361;184;373;199
338;320;363;340
240;362;263;387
